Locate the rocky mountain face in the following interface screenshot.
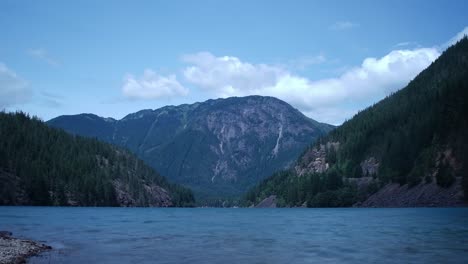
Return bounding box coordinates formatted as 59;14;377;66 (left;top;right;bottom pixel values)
48;96;333;199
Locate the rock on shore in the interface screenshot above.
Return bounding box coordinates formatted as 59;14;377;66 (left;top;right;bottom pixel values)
255;195;277;208
0;232;51;264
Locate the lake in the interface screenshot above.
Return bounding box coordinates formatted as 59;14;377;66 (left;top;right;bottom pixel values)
1;207;467;263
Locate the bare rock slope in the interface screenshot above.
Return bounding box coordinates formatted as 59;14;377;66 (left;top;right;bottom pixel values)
358;178;466;207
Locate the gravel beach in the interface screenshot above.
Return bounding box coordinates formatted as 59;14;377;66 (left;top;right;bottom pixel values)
0;231;51;264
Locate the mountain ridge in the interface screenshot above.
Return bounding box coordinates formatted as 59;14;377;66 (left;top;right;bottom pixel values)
244;37;468;207
48;95;333;200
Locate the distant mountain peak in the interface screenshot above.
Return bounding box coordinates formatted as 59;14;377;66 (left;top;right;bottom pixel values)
48;95;333;199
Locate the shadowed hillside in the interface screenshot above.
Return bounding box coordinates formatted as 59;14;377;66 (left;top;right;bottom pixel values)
245;37;468;207
0;112;195;207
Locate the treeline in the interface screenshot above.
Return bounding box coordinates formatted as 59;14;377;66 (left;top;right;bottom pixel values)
243;170;359;207
321;37;468;187
245;37;468;207
0;112;195;207
321;37;468;191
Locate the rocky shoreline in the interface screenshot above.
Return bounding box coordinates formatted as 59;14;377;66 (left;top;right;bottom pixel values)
0;231;51;264
356;178;466;208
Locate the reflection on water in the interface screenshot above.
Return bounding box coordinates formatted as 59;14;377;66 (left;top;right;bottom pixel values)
0;207;467;264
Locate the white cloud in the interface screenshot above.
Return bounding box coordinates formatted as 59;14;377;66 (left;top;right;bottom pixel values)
0;63;31;108
329;21;359;31
122;69;188;100
115;27;464;125
27;48;60;66
182;48;440;125
183;52;285;97
443;26;468;48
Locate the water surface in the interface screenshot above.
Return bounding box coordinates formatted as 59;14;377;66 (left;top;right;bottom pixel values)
1;207;467;263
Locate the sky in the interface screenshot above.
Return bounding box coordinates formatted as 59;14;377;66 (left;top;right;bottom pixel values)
0;0;467;125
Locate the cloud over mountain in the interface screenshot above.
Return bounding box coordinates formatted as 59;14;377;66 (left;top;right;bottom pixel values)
119;27;466;125
181;48;439;124
122;69;188;100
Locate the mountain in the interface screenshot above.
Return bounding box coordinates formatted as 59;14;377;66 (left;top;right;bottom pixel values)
0;112;195;207
48;96;333;200
244;37;468;207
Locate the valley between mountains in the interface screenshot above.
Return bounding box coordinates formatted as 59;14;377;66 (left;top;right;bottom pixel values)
48;96;333;202
2;38;467;208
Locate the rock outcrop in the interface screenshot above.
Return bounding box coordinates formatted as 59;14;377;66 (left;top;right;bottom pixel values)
360;157;379;176
255;195;277;208
113;180;173;207
296;142;339;175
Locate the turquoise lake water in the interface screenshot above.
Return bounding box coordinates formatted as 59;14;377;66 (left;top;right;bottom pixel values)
1;207;467;263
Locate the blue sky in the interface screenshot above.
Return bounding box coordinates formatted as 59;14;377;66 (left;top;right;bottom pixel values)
1;0;467;124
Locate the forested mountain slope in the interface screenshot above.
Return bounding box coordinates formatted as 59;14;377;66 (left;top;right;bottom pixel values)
245;37;468;207
0;112;194;207
48;96;333;200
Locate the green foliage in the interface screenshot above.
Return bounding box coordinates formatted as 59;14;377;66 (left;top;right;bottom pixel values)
325;167;343;190
243;169;357;207
322;38;468;188
326;146;337;165
462;165;468;201
308;187;358;208
244;37;468;207
436;160;455;188
407;165;423;187
0;112;195;207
